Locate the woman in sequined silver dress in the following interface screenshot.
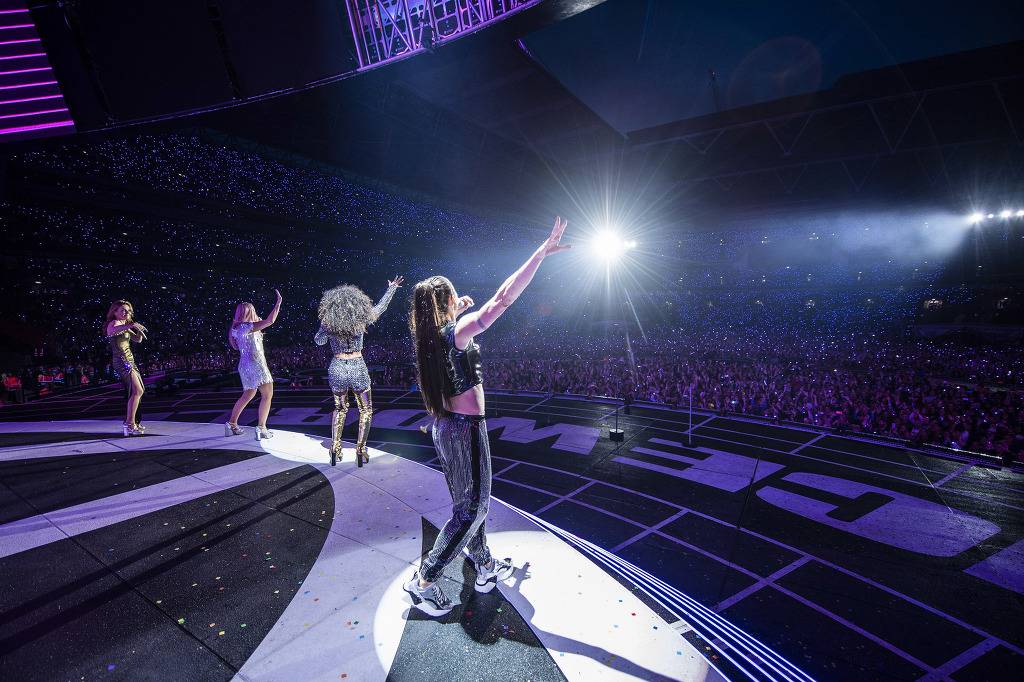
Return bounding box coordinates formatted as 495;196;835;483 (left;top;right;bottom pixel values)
315;276;403;466
227;289;282;440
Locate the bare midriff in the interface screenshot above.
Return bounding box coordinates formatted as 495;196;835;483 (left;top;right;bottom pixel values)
335;351;362;360
446;383;486;416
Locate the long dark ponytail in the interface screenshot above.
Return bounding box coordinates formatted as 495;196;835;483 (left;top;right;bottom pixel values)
409;276;454;416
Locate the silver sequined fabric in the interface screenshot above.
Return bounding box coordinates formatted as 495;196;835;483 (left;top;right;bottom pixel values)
419;413;493;583
327;356;371;394
231;322;273;390
315;283;398;393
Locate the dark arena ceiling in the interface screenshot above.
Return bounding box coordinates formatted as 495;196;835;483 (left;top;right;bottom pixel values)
4;0;1024;218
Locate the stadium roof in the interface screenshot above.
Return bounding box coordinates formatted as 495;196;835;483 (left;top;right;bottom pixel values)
7;0;1024;216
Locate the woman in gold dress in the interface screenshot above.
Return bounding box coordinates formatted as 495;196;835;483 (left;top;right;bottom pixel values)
104;300;147;436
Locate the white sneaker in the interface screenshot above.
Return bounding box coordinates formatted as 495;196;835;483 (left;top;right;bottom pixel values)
474;557;514;593
403;572;454;616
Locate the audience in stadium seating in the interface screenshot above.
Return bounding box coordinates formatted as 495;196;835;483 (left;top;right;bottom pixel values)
3;132;1020;463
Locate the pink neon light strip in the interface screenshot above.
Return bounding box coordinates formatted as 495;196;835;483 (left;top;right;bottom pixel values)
0;37;39;46
0;79;55;91
0;66;49;75
0;52;44;61
0;93;61;105
0;119;73;135
0;9;30;15
0;106;67;120
0;24;33;30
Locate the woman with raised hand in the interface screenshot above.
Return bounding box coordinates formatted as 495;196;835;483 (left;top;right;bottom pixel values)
226;289;282;440
104;300;148;436
404;216;570;616
315;276;403;467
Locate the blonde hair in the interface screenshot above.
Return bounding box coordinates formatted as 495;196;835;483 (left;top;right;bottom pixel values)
228;302;260;349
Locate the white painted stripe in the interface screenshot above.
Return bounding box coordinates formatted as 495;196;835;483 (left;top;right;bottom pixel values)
610;510;688;553
0;454;300;559
790;433;826;453
917;637;1001;681
715;557;812;612
933;463;971;488
533;479;597;514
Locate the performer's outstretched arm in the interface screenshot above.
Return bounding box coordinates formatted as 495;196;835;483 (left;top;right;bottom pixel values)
455;217;569;347
313;324;330;345
106;320;147;338
252;289;283;332
371;276;404;319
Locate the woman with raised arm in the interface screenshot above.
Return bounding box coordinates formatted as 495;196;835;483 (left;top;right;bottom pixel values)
315;276;403;467
226;289;282;440
105;300;148;437
404;216;570;616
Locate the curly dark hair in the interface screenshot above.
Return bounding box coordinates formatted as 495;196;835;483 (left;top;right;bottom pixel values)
318;285;377;338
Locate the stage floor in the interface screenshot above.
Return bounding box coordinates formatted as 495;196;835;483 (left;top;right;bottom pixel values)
2;386;1022;681
0;419;726;682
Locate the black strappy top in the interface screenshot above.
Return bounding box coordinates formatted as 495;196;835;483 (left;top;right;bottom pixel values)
441;321;483;396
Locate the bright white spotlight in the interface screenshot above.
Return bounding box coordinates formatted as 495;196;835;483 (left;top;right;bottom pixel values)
967;213;984;224
1000;210;1013;219
987;213;995;218
591;231;625;262
1017;210;1024;217
625;240;637;249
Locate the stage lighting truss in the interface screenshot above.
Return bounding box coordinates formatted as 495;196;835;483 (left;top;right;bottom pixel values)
345;0;544;69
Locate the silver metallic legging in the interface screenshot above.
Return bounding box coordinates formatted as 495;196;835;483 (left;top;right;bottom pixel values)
419;413;494;583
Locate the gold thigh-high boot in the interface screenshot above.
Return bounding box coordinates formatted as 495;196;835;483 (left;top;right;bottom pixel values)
354;387;373;466
331;391;349;467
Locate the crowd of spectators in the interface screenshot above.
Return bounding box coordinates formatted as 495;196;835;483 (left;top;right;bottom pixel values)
2;130;1021;462
1;364;95;403
483;331;1021;460
2;201;522;287
340;328;1019;460
22;315;1010;459
13;132;540;248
